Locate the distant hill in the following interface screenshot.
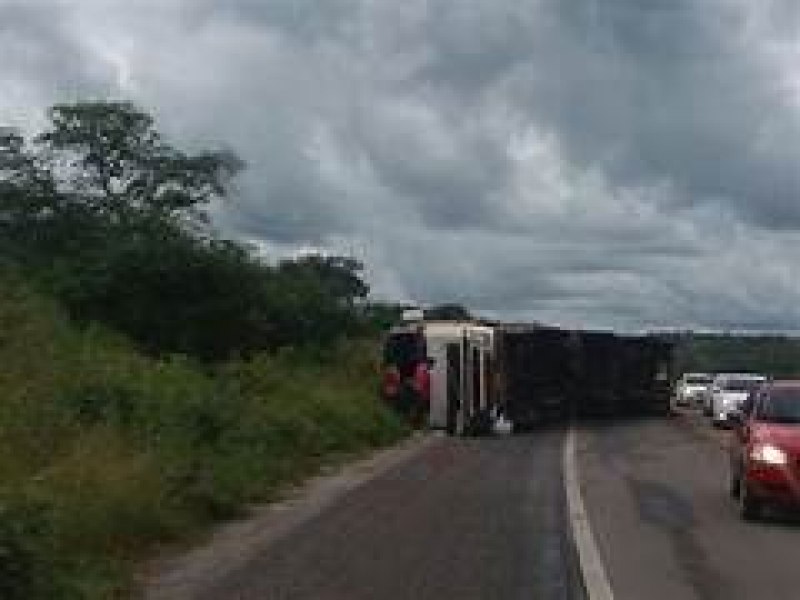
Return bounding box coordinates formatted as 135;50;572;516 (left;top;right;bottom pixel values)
675;333;800;377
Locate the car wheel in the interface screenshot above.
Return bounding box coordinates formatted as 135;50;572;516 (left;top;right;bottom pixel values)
739;484;762;521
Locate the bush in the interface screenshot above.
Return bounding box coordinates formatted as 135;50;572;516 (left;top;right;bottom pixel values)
0;500;58;599
0;270;406;598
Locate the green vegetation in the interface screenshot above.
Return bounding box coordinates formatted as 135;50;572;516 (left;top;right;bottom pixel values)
0;267;405;598
675;333;800;378
0;101;407;597
0;102;387;360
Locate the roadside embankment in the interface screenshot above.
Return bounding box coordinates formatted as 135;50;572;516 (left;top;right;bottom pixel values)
0;269;407;599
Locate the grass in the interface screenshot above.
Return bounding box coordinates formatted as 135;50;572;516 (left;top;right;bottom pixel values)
0;267;407;598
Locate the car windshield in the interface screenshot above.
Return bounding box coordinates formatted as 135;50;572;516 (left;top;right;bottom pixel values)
686;376;711;385
384;332;426;375
723;379;762;392
759;389;800;424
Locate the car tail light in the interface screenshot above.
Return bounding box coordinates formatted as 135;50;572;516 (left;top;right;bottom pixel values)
382;367;401;398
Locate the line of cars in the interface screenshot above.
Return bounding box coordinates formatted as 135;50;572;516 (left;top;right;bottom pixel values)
675;371;765;427
676;372;800;521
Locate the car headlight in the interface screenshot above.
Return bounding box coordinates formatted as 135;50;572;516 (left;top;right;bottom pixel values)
750;444;788;466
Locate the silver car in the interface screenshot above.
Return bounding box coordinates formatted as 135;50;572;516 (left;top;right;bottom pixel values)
675;373;713;407
709;374;766;427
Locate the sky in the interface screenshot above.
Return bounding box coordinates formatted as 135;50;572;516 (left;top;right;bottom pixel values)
2;0;800;331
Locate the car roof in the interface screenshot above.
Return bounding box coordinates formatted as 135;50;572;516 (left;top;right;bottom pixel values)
714;373;765;380
766;380;800;389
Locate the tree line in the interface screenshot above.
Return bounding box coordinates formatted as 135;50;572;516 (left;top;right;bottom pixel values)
673;333;800;378
0;101;399;360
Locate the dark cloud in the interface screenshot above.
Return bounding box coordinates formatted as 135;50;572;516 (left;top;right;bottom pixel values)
509;0;800;228
2;0;800;330
0;1;115;114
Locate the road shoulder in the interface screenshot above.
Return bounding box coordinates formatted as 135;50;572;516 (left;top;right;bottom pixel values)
141;432;440;600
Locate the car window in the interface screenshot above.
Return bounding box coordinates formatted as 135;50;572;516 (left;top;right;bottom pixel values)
757;389;800;424
384;332;426;375
741;392;757;416
723;379;763;392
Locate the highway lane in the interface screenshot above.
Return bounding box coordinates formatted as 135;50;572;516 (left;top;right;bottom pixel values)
578;411;800;600
190;429;584;600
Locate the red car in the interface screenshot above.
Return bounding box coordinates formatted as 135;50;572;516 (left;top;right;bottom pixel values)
729;381;800;520
381;325;431;426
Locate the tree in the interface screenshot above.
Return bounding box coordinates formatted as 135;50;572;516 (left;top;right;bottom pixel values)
1;102;375;360
35;101;242;230
0;128;98;262
425;303;472;322
277;255;369;306
0;130;49;237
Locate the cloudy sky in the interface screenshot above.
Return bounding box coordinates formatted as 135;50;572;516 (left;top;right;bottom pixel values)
2;0;800;331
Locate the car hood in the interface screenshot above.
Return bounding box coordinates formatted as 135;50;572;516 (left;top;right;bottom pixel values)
718;392;748;404
684;385;708;394
752;423;800;455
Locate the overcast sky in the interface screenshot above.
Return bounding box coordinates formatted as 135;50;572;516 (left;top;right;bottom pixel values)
2;0;800;331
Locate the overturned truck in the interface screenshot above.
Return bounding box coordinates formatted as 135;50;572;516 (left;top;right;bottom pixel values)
495;326;675;429
382;321;676;434
494;326;577;429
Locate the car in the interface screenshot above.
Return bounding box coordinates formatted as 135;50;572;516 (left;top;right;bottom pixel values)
381;324;430;425
702;374;721;416
729;381;800;520
703;373;763;418
710;374;767;427
675;372;713;407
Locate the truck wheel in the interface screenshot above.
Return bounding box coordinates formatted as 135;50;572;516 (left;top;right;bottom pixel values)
471;410;492;436
455;409;467;436
739;484;762;521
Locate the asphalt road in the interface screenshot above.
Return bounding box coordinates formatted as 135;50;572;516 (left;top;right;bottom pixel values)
578;410;800;600
192;429;584;600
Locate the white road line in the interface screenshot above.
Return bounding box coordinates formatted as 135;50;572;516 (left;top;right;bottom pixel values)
563;428;616;600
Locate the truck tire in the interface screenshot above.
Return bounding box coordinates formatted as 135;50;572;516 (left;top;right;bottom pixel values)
457;410;469;436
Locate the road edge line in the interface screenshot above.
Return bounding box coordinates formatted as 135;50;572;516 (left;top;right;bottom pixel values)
563;427;616;600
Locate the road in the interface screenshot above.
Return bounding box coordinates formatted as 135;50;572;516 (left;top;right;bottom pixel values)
578;410;800;600
189;429;583;600
147;412;800;600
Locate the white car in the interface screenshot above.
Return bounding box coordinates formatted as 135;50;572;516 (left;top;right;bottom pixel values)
675;373;713;407
709;374;767;427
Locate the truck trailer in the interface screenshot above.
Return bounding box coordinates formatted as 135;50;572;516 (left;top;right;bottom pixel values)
496;328;676;426
382;321;676;434
494;326;578;429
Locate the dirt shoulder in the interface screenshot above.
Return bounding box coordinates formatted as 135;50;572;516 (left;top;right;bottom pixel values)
139;432;439;600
